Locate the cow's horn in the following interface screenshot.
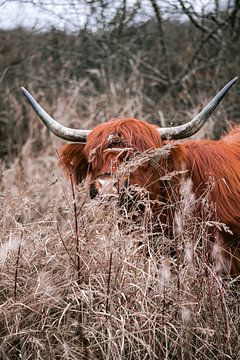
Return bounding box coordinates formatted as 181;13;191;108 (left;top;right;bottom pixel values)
21;87;91;142
158;77;238;140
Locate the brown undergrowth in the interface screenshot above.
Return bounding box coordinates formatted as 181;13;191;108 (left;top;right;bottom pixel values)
1;142;240;360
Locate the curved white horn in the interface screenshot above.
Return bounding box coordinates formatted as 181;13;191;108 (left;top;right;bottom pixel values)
21;87;91;142
158;77;238;140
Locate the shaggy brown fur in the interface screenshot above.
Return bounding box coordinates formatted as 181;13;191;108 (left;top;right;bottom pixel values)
185;128;240;274
60;118;240;275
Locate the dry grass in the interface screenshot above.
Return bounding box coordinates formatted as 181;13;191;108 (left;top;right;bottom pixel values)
1;83;240;360
1;153;240;359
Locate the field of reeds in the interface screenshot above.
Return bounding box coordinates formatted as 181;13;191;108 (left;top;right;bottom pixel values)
1;3;240;357
1;75;240;359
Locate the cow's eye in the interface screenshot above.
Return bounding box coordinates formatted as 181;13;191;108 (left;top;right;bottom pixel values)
123;152;132;163
124;154;131;162
89;183;98;199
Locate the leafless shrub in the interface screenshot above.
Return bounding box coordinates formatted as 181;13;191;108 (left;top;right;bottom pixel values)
1;1;240;163
1;3;240;356
1;140;240;360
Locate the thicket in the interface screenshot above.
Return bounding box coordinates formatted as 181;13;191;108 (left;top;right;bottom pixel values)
1;2;240;359
0;0;240;163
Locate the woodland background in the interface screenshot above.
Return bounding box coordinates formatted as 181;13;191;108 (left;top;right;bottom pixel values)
0;1;240;359
0;0;240;165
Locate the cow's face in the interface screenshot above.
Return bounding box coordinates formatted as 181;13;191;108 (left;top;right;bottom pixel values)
89;147;134;199
21;79;237;202
60;119;164;201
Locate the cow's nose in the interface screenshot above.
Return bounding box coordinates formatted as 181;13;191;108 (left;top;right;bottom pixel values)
93;177;118;197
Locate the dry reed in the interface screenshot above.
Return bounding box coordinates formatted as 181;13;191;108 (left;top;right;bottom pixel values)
0;79;239;360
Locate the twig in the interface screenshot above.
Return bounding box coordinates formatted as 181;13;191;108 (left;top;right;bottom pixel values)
106;252;113;314
57;222;77;269
14;231;23;301
216;275;232;354
69;172;81;285
178;0;220;40
149;0;171;81
56;149;81;285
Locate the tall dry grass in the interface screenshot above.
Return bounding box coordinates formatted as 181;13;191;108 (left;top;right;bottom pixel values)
1;80;239;360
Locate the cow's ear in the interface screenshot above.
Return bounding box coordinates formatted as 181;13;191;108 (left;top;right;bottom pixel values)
167;143;186;172
59;143;89;184
155;143;186;173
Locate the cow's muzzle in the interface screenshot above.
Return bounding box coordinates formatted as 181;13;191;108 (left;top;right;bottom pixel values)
90;174;119;199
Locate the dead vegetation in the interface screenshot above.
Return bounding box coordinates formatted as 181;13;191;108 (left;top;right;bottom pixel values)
1;2;240;357
1;120;240;359
1;1;240;163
